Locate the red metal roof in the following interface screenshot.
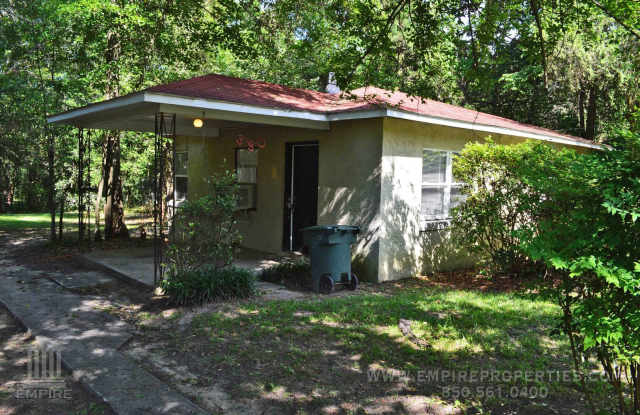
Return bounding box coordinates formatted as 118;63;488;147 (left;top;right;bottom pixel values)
146;73;593;144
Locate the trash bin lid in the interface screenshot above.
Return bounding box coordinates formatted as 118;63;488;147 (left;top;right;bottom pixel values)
301;225;360;233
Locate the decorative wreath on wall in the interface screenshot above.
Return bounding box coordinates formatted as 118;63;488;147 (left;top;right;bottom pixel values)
235;134;266;152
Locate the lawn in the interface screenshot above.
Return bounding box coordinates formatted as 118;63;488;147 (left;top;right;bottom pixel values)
0;213;613;413
0;210;151;233
0;212;78;230
126;279;613;414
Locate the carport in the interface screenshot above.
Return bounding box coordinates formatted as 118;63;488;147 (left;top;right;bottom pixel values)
47;75;341;285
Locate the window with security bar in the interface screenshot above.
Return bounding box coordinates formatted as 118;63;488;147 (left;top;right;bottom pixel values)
421;148;465;227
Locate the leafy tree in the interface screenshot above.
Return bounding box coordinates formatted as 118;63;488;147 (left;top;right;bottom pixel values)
547;16;640;139
0;0;78;237
2;0;639;244
517;132;640;414
450;139;554;275
55;0;249;238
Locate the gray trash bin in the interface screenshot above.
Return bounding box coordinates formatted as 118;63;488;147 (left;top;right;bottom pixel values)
302;225;360;294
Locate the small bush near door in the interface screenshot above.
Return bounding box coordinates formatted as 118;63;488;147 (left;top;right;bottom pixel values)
162;266;256;305
162;168;253;305
165;169;241;275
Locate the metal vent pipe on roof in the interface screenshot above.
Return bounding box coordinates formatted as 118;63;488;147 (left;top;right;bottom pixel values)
325;72;340;94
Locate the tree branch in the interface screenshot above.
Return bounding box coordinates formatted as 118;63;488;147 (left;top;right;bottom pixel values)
344;0;410;87
587;0;640;41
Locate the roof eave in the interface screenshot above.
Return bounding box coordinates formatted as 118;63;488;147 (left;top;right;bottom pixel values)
47;92;331;131
384;108;601;150
47;92;601;150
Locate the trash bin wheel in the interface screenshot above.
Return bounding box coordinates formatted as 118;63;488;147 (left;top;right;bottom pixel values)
319;274;334;294
348;273;359;291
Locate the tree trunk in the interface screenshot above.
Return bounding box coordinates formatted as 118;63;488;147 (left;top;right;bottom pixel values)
94;133;106;240
625;96;639;132
467;3;478;71
7;180;14;207
48;132;56;241
94;179;104;240
578;86;586;135
529;0;547;88
58;193;65;240
101;28;128;239
103;130;128;238
585;84;597;140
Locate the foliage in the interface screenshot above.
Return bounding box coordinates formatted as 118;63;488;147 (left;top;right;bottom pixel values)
517;132;640;414
0;0;252;237
452;134;640;413
260;259;311;289
161;265;256;305
450;139;563;275
547;16;639;139
164;169;241;276
1;0;638;231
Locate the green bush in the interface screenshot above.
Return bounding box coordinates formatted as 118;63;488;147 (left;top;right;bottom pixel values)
161;265;256;305
453;133;640;414
165;168;241;275
450;139;561;275
516;132;640;415
260;260;311;289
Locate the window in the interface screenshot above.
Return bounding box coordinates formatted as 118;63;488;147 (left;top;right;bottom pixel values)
421;149;464;225
174;151;188;201
235;149;258;209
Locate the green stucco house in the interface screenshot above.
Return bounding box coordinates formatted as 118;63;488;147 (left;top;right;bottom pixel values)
49;74;600;282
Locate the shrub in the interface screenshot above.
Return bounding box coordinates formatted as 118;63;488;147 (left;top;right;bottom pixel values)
450;139;566;275
453;133;640;414
517;132;640;415
165;168;241;275
260;259;311;289
161;265;256;305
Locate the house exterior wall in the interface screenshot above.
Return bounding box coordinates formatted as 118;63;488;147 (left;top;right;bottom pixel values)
378;117;560;281
175;118;383;281
177;116;588;284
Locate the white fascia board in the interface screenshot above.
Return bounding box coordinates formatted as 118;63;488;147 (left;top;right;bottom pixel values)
327;109;387;121
46;93;146;124
384;108;602;150
328;107;600;149
146;93;330;130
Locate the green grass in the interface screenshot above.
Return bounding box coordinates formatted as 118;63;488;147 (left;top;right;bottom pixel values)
0;210;151;231
0;212;78;230
185;284;612;413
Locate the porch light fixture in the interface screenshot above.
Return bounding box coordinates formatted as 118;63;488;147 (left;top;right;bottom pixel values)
193;118;203;128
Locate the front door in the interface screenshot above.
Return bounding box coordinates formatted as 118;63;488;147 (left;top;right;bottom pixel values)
283;142;319;251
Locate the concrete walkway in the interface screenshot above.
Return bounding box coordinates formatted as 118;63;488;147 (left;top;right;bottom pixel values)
83;246;308;300
0;242;209;414
83;247;285;287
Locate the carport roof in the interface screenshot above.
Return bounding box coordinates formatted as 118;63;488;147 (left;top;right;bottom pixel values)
48;73;601;149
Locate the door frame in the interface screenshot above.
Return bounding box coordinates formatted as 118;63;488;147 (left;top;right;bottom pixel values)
282;141;319;251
